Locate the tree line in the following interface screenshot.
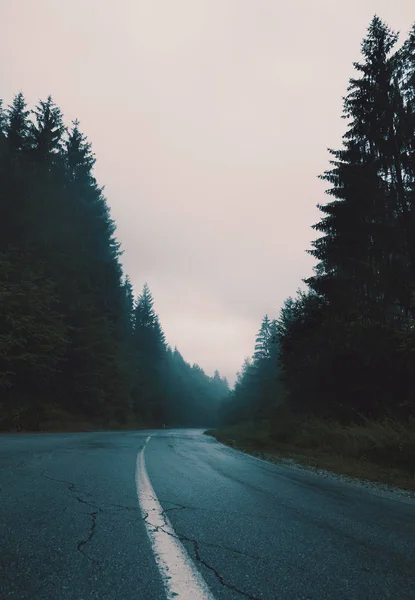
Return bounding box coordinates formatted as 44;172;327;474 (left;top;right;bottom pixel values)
0;94;228;430
225;16;415;427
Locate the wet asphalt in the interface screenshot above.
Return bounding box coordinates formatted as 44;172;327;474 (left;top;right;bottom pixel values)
1;428;414;599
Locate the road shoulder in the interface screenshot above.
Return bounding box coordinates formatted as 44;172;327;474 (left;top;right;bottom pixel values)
205;428;415;499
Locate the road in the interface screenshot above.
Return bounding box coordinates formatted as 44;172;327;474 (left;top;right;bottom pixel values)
1;429;414;599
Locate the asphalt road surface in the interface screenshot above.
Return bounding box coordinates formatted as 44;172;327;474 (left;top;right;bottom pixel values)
1;429;414;600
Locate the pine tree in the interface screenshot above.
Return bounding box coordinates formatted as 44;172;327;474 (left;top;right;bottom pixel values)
1;94;33;251
391;24;415;314
65;119;95;184
57;119;128;420
30;96;65;159
0;98;9;220
306;17;401;317
131;285;167;423
211;369;229;399
7;93;30;152
253;315;273;362
134;283;157;328
25;97;68;254
122;276;135;329
0;100;7;141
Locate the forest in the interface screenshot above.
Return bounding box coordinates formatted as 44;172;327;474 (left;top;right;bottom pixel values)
0;94;228;431
2;14;415;478
220;17;415;478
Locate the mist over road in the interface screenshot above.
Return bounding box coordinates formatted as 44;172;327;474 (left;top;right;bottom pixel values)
1;429;414;599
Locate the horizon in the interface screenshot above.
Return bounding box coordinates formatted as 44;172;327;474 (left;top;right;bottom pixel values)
1;0;413;383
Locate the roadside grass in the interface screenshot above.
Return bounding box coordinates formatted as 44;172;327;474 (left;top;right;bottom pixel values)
0;404;147;433
205;417;415;492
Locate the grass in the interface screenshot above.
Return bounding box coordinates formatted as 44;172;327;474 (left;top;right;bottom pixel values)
206;416;415;492
0;404;148;434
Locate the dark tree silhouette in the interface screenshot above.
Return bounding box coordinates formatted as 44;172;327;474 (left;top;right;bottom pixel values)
0;96;226;430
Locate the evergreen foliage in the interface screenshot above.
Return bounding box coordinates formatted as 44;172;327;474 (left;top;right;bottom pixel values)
0;95;227;430
225;16;415;427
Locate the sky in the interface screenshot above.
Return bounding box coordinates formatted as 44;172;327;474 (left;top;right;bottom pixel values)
1;1;414;384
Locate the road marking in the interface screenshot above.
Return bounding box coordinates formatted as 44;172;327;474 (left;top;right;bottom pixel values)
135;436;215;600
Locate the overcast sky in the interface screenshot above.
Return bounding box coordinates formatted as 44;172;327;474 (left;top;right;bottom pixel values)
1;1;413;383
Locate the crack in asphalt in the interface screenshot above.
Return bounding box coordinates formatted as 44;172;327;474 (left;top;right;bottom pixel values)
41;470;102;569
41;471;77;492
77;511;101;570
164;508;262;560
40;470;140;571
40;470;138;513
153;502;315;596
182;533;261;600
41;470;269;597
142;502;262;600
160;504;264;561
148;501;322;588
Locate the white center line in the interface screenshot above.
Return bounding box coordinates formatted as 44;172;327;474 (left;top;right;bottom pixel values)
135;436;216;600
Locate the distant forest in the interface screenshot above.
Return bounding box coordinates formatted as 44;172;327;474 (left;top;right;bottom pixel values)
225;17;415;429
2;16;415;437
0;94;228;431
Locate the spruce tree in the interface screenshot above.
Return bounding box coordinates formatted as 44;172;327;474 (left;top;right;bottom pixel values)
253;315;274;362
307;17;401;317
0;100;7;142
7;92;30;152
30;96;65;159
131;284;167;423
59;119;128;420
2;94;32;250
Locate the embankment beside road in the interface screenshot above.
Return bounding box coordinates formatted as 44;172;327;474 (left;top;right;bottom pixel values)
206;417;415;492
